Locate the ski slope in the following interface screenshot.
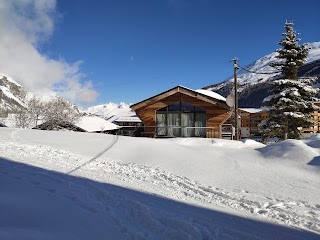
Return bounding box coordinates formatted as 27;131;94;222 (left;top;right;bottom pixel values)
0;128;319;239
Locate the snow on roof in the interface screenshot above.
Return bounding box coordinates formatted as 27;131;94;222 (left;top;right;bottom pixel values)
75;116;120;132
240;108;266;114
114;116;142;123
195;89;226;102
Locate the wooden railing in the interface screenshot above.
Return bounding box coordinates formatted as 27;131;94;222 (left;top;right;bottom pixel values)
118;124;234;139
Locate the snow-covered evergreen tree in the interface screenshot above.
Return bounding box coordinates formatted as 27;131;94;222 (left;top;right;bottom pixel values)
262;22;318;140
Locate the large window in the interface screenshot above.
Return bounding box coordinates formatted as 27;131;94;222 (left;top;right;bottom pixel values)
156;101;206;137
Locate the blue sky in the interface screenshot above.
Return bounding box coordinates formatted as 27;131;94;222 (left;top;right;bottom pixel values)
1;1;320;106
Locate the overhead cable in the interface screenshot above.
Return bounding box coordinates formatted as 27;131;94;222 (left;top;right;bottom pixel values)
238;64;282;75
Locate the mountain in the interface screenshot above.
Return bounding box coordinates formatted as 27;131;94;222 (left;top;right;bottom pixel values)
0;72;132;123
204;42;320;107
85;102;135;122
0;73;79;121
0;74;27;116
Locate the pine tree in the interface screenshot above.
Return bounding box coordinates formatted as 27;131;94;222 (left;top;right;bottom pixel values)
262;22;318;140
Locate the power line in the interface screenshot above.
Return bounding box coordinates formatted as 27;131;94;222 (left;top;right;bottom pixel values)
237;64;282;75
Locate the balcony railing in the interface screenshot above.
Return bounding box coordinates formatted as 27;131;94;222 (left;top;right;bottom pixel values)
117;124;233;139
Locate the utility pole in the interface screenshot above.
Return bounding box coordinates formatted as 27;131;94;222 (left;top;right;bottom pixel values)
231;57;239;140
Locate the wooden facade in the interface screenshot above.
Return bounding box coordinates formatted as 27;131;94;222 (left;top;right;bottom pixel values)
131;86;231;138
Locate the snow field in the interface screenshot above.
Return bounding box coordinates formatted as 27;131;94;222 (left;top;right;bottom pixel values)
0;128;320;239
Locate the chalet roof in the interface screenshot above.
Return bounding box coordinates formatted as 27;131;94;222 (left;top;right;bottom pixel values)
34;116;120;132
195;89;226;102
114;116;142;123
131;85;229;110
75;116;120;132
239;108;267;114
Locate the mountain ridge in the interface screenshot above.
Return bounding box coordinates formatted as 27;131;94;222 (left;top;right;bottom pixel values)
203;42;320;107
0;74;26;116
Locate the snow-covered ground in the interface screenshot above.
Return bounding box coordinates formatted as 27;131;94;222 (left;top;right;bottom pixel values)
0;128;319;239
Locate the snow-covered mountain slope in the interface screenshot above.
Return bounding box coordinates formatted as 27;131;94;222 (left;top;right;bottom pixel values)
0;74;27;114
205;42;320;92
204;42;320;107
85;102;136;121
0;128;320;239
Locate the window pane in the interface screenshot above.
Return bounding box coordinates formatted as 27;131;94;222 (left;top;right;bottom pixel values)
195;106;206;112
168;101;180;111
195;113;206;137
167;113;181;137
156;101;207;138
181;102;194;112
158;106;167;112
156;113;166;136
181;113;194;137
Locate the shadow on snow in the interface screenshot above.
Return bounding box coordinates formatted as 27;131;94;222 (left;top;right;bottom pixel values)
309;156;320;166
0;157;319;240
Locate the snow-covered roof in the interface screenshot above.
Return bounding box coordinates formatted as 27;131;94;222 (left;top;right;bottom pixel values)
195;89;226;102
240;108;266;114
75;116;120;132
131;85;229;111
114;116;142;123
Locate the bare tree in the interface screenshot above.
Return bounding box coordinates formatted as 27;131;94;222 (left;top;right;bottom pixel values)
13;95;80;129
28;96;45;127
42;95;80;128
13;110;32;128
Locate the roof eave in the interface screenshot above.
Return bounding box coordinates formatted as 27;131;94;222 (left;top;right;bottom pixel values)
131;85;229;110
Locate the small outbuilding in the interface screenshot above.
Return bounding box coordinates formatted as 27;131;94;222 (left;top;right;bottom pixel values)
34;115;120;134
76;115;119;133
131;86;231;138
113;115;142;136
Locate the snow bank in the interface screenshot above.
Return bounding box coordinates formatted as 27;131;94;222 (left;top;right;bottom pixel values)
258;139;319;165
242;138;265;148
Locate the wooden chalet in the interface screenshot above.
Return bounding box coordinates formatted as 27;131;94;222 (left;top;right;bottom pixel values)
131;86;231;138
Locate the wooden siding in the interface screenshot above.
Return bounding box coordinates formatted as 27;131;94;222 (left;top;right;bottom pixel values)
134;91;230;138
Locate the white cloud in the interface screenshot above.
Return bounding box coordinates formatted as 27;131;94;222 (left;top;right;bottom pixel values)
0;0;99;104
